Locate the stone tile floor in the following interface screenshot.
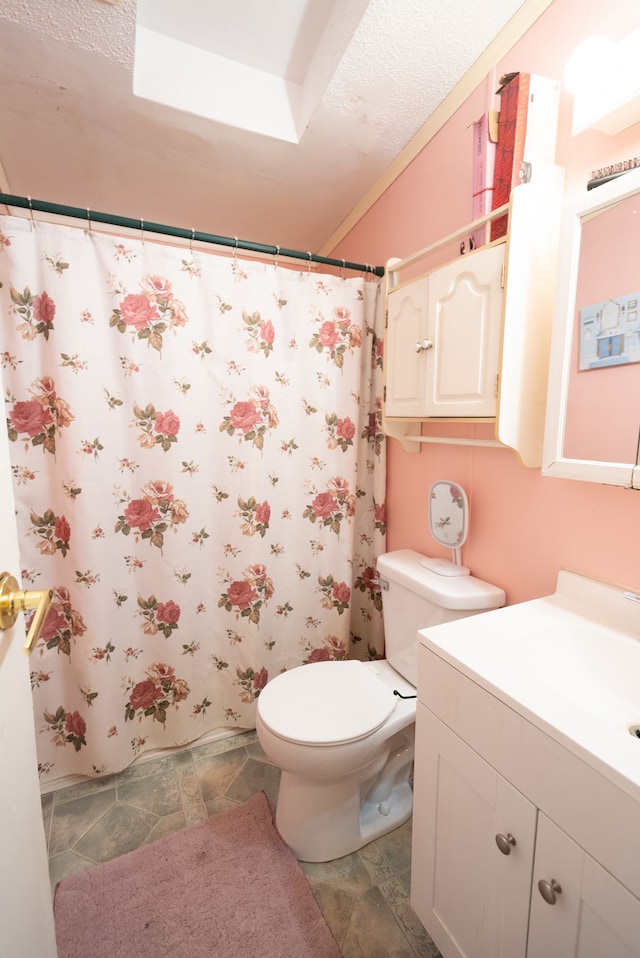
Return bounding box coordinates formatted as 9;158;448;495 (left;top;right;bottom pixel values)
41;730;442;958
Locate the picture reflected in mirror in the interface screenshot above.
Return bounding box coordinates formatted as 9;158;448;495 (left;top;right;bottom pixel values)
563;190;640;464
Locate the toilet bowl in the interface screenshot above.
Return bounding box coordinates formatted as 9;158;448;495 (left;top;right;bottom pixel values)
256;549;504;862
257;658;417;862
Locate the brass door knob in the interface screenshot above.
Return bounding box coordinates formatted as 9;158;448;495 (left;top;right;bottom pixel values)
0;572;53;654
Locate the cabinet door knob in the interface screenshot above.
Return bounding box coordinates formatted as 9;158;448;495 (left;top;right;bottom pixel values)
538;878;562;905
495;832;516;855
414;339;433;353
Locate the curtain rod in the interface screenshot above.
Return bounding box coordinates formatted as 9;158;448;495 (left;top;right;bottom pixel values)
0;193;385;278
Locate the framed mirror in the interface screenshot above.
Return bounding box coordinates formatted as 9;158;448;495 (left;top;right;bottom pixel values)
542;167;640;487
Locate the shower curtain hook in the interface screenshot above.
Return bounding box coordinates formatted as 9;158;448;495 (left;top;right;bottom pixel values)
307;251;313;275
233;236;238;270
190;228;195;256
27;195;35;231
140;217;145;246
274;245;280;270
341;259;346;282
86;208;93;238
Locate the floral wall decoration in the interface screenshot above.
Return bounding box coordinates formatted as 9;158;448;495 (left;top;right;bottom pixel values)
0;216;386;785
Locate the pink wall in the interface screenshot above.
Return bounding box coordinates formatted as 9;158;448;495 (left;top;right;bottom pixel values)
331;0;640;605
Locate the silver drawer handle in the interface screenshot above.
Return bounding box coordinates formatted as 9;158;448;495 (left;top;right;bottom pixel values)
415;339;433;353
538;878;562;905
495;832;516;855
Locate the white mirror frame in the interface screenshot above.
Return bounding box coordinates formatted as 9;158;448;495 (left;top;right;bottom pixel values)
542;167;640;488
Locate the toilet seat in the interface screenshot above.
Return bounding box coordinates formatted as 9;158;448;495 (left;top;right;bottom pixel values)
258;659;397;746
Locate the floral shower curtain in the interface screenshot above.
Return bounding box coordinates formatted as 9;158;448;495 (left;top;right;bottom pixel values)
0;215;386;787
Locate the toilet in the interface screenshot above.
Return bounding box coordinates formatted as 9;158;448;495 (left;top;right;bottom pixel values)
256;549;505;862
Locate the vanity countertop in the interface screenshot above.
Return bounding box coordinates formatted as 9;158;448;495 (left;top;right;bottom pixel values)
418;569;640;800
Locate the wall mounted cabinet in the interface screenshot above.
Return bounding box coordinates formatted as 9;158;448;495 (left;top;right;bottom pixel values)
383;165;565;466
385;242;505;419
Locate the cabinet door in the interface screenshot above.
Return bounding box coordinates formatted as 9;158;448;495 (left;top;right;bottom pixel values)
425;242;505;417
385;275;430;417
411;704;535;958
528;814;640;958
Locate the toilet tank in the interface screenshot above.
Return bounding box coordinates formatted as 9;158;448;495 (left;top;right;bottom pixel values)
376;549;505;687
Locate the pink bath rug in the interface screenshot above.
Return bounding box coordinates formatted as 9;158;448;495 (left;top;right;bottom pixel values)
54;790;341;958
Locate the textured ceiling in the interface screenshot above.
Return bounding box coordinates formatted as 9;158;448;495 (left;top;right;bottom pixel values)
0;0;528;253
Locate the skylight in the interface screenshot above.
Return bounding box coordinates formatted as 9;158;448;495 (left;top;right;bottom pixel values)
134;0;371;143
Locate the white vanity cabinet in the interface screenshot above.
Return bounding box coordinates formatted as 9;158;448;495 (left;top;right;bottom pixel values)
413;703;535;958
385;243;504;419
528;814;640;958
412;642;640;958
383;164;565;465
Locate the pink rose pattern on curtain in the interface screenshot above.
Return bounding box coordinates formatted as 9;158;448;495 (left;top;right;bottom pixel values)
0;216;386;784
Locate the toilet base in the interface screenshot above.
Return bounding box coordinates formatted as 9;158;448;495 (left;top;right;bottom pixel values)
359;780;413;846
274;729;414;862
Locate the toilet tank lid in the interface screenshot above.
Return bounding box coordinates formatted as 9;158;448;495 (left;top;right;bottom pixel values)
376;549;505;611
258;660;397;746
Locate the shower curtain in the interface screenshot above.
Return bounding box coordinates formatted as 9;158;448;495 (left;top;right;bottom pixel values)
0;215;386;786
